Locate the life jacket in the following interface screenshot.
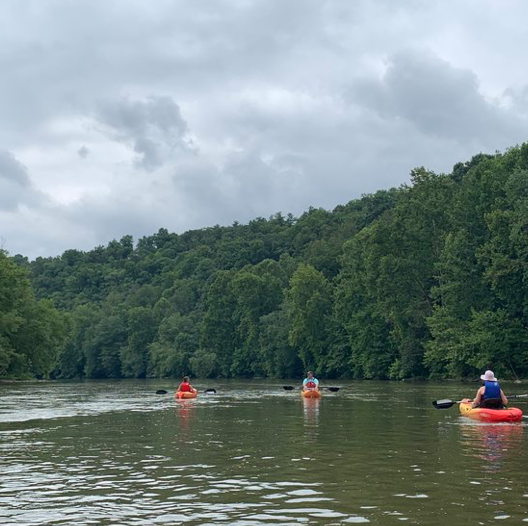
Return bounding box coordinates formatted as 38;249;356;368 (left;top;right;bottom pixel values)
179;382;192;392
305;380;317;389
483;380;501;400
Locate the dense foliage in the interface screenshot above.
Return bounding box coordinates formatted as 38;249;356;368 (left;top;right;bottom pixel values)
0;251;66;378
3;143;528;380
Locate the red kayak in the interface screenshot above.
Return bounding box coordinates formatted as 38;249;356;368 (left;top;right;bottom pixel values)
459;401;522;423
175;391;197;400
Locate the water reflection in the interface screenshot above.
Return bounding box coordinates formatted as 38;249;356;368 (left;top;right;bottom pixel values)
302;398;320;427
174;399;196;439
302;398;320;446
459;422;524;472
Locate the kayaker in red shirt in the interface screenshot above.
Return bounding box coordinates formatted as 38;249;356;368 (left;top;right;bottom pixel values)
472;370;508;408
177;376;197;395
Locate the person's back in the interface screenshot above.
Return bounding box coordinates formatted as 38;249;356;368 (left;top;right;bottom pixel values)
177;376;197;394
179;381;192;392
473;370;508;408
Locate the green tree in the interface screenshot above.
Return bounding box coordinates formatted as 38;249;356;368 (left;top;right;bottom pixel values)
0;251;66;378
336;227;396;379
287;264;332;373
259;304;301;378
189;349;217;378
120;306;158;378
200;271;238;376
149;312;200;377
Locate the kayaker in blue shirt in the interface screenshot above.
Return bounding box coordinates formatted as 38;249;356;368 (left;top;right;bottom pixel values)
302;371;319;391
472;370;508;408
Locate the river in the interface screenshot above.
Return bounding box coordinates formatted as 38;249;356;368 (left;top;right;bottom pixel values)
1;379;527;525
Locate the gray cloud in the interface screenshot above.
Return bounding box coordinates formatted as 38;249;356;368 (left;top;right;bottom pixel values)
0;149;31;186
0;1;528;258
504;85;528;118
77;145;89;159
0;150;46;211
350;50;521;148
96;96;192;171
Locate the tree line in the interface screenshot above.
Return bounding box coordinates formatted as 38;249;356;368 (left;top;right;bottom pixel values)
2;142;528;380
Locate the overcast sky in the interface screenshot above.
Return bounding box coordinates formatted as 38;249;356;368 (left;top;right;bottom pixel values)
1;0;528;258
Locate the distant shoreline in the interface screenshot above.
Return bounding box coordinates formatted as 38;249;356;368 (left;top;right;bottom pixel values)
2;377;526;384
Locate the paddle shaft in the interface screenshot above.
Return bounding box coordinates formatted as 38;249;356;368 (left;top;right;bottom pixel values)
282;385;340;392
156;388;216;395
433;394;528;409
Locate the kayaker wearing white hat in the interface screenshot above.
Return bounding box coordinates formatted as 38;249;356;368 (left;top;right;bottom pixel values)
472;370;508;408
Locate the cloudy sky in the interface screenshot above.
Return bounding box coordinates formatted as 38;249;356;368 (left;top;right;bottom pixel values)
1;0;528;258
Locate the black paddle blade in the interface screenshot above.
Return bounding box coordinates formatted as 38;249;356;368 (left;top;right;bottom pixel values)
282;386;295;390
326;387;340;392
204;388;217;394
432;399;456;409
156;389;168;395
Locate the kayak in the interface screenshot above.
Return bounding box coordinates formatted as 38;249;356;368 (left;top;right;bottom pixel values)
175;391;197;400
459;401;522;423
302;389;321;399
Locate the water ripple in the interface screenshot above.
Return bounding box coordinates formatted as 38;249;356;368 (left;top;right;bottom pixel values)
1;380;528;525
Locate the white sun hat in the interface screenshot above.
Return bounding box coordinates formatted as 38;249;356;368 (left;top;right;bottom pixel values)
480;370;498;382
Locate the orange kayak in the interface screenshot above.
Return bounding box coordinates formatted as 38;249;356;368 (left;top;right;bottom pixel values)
175;391;197;400
459;401;522;423
302;389;321;399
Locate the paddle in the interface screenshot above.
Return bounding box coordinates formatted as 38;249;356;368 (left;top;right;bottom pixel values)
432;399;464;409
432;394;528;409
156;388;217;395
282;385;340;392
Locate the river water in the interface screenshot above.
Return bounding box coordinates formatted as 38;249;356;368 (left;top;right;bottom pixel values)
0;379;527;525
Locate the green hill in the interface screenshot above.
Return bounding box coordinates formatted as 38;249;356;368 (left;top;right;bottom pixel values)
3;142;528;380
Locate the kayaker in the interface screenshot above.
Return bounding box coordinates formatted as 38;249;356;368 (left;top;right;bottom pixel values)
472;370;508;408
302;371;319;391
176;376;197;396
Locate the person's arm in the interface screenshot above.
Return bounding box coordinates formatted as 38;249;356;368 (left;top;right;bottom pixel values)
314;379;319;388
176;383;183;392
472;387;484;407
500;389;508;406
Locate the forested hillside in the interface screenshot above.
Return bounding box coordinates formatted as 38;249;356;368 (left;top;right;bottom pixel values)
3;142;528;380
0;251;66;378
